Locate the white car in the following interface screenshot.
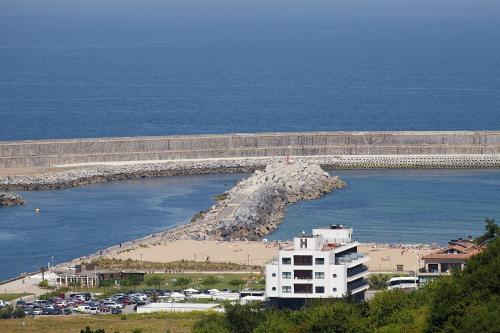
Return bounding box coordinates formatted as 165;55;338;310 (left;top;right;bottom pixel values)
103;302;123;309
32;308;42;315
0;300;11;308
89;307;99;314
76;305;91;313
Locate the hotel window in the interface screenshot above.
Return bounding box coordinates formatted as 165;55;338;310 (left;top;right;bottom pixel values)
428;264;439;273
294;255;313;265
315;286;325;293
282;286;292;293
315;257;325;265
282;272;292;279
315;272;324;279
282;257;291;265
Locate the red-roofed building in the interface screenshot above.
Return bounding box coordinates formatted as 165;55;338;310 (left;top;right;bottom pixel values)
418;238;483;285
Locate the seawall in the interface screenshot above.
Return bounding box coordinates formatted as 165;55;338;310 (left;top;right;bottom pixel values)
1;131;500;169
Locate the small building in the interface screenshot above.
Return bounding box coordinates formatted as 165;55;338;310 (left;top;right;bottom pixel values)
266;225;369;309
418;238;483;286
52;264;145;288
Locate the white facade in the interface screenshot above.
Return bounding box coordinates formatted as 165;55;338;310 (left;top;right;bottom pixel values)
266;225;369;304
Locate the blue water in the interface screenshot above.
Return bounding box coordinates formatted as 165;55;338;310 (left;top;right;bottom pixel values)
1;169;500;281
1;0;500;141
0;174;244;281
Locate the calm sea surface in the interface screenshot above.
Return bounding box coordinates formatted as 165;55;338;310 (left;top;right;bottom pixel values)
1;0;500;140
1;169;500;280
1;0;500;280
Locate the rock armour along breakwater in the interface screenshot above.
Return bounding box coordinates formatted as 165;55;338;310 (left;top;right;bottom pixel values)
185;160;345;240
86;160;344;245
1;154;499;191
0;192;25;206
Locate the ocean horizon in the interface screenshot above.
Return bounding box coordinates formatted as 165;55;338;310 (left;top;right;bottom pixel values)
1;0;500;141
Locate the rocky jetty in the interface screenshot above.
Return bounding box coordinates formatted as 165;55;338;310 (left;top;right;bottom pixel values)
158;159;345;241
0;192;25;206
0;159;272;191
2;154;500;191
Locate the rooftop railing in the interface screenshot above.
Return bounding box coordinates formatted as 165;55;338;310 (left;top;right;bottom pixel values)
335;252;365;265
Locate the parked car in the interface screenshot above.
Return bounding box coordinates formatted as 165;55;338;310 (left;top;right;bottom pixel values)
41;307;52;315
32;308;42;315
50;308;63;315
89;307;99;314
63;308;73;315
111;307;122;315
75;305;91;314
103;302;123;309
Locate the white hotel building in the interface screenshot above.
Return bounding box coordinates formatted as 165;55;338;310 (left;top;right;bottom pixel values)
266;225;369;308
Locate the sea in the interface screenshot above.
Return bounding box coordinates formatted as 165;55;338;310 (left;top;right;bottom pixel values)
1;0;500;280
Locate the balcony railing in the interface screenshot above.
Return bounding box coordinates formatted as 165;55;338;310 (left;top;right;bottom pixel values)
335;253;365;265
347;264;368;278
347;278;368;291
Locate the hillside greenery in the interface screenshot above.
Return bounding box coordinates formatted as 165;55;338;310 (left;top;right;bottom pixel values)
193;219;500;333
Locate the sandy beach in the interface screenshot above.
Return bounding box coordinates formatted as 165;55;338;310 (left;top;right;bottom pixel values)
104;240;434;273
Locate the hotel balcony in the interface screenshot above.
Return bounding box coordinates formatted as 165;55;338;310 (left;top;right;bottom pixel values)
347;278;369;294
346;264;369;281
335;253;369;268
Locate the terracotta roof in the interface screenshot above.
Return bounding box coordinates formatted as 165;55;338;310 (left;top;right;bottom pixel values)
422;239;483;260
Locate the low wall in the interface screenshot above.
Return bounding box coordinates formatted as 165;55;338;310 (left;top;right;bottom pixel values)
1;131;499;168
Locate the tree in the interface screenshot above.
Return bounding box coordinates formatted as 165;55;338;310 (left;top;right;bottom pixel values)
38;280;49;288
144;274;167;289
475;218;499;245
40;266;47;282
201;276;220;290
229;279;245;291
427;237;500;332
224;302;267;333
173;277;192;290
193;313;231;333
123;275;142;291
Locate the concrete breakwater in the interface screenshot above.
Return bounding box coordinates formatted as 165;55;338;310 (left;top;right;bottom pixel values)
1;154;500;191
1;131;500;168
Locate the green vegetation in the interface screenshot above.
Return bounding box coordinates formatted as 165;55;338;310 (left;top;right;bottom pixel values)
89;257;262;272
0;305;25;319
193;219;500;333
201;276;220;289
144;274;167;289
213;193;228;202
1;312;197;332
0;293;32;301
190;211;206;224
38;279;50;288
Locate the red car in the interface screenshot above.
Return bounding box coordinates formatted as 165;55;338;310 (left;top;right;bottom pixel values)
118;298;132;305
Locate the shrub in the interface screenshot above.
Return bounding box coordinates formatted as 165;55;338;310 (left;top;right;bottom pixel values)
11;307;26;319
38;280;49;288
